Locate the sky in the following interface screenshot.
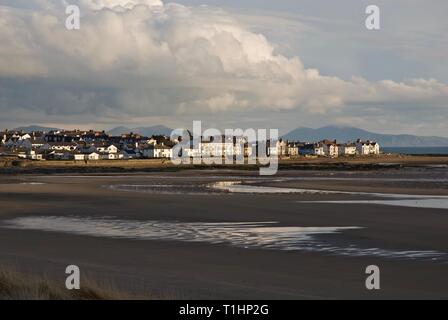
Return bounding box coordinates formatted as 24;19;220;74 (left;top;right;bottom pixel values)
0;0;447;136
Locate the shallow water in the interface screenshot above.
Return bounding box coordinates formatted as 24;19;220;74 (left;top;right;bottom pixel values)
108;180;448;196
106;180;448;209
107;184;211;195
209;181;337;194
107;181;345;195
210;181;448;198
19;182;46;185
301;199;448;210
2;216;446;261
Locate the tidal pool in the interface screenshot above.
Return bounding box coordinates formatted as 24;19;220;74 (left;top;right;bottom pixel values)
2;216;446;261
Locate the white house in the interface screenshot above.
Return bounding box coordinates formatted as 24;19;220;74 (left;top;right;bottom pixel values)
356;140;380;155
266;140;285;157
311;144;325;156
0;132;7;145
154;145;173;158
245;143;256;157
269;140;288;157
86;152;100;160
338;143;357;156
96;144;118;154
73;153;86;161
100;153;122;160
17;149;43;160
146;138;158;146
184;147;201;158
288;143;300;157
16;133;31;141
322;141;339;158
197;136;248;158
201;141;234;157
232;138;246;157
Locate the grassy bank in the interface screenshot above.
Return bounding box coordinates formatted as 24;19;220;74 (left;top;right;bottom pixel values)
0;154;447;174
0;268;129;300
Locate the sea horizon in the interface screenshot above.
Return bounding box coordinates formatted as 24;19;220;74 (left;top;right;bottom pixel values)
383;147;448;155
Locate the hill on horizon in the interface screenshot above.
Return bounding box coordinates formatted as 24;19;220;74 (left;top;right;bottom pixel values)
12;125;61;133
10;125;448;147
283;126;448;147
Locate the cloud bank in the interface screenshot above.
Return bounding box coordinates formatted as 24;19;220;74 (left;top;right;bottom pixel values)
0;0;447;129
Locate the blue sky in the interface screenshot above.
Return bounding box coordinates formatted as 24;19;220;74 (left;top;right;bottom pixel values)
0;0;447;136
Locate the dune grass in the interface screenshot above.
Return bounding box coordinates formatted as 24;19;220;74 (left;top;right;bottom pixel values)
0;267;184;300
0;268;133;300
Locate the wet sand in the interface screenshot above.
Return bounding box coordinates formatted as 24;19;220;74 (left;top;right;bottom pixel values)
0;169;447;299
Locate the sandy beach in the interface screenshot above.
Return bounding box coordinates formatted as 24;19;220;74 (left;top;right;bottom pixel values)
0;168;447;299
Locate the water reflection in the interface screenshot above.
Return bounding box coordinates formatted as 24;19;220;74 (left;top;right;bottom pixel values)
3;216;446;261
302;199;448;210
107;181;448;209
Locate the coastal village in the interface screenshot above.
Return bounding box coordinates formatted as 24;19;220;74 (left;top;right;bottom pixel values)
0;128;380;161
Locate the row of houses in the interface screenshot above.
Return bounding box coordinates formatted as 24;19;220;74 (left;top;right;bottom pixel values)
274;139;380;158
0;129;176;161
0;128;380;161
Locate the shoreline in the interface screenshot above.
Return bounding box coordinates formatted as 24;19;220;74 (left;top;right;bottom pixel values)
0;154;447;175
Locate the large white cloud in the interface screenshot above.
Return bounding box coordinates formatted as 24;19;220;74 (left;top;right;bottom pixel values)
80;0;163;10
0;0;447;124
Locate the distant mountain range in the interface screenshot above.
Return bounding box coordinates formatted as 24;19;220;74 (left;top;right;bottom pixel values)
12;125;61;133
283;126;448;147
107;125;174;137
10;124;448;147
10;125;174;137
